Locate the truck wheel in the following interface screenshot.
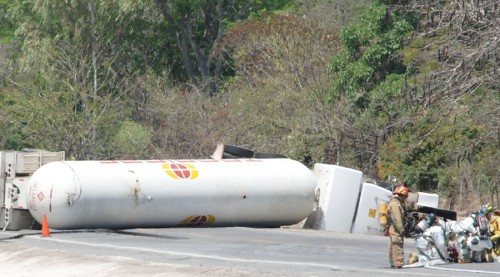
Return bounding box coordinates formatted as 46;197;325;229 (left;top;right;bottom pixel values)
253;153;286;159
223;145;254;158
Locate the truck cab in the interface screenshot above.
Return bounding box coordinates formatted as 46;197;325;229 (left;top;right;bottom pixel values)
0;150;64;231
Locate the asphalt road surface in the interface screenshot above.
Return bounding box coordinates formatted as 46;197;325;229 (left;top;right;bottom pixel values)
1;227;499;276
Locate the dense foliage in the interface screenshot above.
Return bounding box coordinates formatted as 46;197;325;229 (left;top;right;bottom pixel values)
0;0;498;211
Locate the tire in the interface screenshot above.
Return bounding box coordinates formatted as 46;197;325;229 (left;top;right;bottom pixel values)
416;206;457;221
253;153;286;159
222;153;239;159
223;145;254;158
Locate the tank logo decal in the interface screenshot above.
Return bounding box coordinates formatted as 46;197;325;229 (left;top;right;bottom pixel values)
180;215;216;226
30;183;38;211
368;208;376;218
163;163;199;179
38;192;45;201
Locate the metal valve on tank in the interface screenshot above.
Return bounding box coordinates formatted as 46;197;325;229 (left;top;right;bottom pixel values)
414;213;437;234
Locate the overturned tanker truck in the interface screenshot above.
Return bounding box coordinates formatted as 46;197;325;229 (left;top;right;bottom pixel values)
2;144;451;238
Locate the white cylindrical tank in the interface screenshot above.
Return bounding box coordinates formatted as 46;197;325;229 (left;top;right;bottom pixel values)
27;159;317;229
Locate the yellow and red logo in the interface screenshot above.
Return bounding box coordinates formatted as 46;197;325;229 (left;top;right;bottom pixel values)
180;214;216;226
163;162;199;179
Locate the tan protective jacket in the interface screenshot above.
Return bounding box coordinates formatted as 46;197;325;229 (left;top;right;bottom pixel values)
387;195;405;237
491;211;500;255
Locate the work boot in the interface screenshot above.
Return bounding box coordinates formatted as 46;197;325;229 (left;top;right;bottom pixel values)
408;252;419;264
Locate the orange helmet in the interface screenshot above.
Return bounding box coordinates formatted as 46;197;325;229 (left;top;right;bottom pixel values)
393;185;409;196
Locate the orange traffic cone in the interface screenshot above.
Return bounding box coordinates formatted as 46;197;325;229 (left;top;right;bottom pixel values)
41;214;51;237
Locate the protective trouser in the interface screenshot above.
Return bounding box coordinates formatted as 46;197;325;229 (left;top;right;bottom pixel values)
491;234;500;257
389;233;404;268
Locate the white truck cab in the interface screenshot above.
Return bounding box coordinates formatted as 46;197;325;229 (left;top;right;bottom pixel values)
0;150;64;231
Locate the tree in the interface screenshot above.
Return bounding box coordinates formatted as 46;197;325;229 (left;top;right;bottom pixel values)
0;0;15;44
217;13;340;164
295;0;373;33
326;2;415;177
134;70;232;159
2;0;150;158
154;0;294;93
374;0;499;210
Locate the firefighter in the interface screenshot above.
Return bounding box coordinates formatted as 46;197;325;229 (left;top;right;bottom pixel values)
490;207;500;257
482;203;495;220
470;204;495;262
387;185;409;268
